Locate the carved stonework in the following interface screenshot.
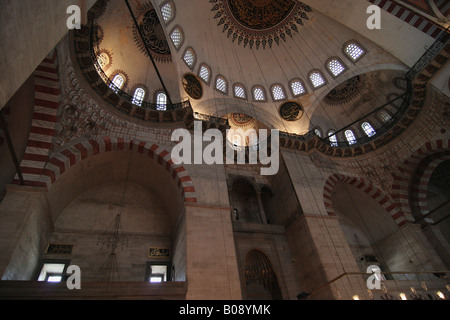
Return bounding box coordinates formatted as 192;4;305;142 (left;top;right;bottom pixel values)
55;55;128;147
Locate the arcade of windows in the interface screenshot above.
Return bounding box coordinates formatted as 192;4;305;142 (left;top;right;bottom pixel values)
175;40;367;103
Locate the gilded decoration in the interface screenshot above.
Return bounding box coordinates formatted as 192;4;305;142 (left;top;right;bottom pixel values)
148;247;171;258
210;0;313;49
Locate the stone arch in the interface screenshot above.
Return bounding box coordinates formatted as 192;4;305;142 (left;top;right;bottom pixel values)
391;139;450;219
323;173;406;227
40;137;197;203
410;153;450;218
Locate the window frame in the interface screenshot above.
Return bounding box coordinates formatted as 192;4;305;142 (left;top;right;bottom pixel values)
182;47;197;70
169;25;184;51
342;40;367;63
233;83;248;100
345;129;357;145
198;63;212;85
270;83;287;102
160;1;176;25
145;261;172;283
132;87;146;106
215;75;228;95
308;69;328;90
155;90;168;111
361;121;377;137
35;259;71;283
252;85;267;102
109;73;126;93
325;57;348;79
289;78;308;97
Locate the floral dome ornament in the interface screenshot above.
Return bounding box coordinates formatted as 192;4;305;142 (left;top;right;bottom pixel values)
210;0;313;49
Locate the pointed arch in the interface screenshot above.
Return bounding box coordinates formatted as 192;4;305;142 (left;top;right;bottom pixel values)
26;137;198;203
323;174;406;227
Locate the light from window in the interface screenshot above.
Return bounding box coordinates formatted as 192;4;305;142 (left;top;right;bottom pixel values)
132;87;145;106
328;59;346;77
97;53;109;69
345;130;357;145
37;263;66;282
170;28;183;49
156;92;167;111
183;49;195;68
309;72;326;88
161;3;173;22
253;87;265;101
272;85;285;101
345;43;365;61
378;110;392;122
362;122;376;137
291;80;306;96
328;131;338;147
148;265;167;283
199;64;211;83
216;77;227;93
234;84;246;99
314;128;322;138
110;74;124;93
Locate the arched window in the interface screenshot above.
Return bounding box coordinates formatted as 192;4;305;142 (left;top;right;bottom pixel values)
132;87;145;106
160;2;174;23
156;91;167;111
326;58;346;77
361;122;376;137
216;76;228;94
198;64;211;84
290;79;306;97
253;86;266;102
110;74;124;93
271;84;286;101
233;83;247;99
314;128;322;138
308;70;327;89
170;27;183;50
183;48;196;69
378;110;392;122
328;130;338;147
344;41;366;62
345;130;357;145
97;52;110;69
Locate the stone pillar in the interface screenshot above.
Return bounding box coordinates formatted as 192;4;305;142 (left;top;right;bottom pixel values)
184;203;242;300
0;185;51;280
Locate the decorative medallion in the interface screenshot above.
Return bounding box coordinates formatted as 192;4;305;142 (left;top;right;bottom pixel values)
182;73;203;100
323;75;367;106
132;2;172;63
210;0;313;49
148;247;170;258
279;101;303;121
230;113;255;127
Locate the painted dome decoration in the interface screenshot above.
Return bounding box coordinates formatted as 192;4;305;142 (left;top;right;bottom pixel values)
210;0;313;49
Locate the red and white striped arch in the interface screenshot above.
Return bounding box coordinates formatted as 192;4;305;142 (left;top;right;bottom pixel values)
323;173;407;227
